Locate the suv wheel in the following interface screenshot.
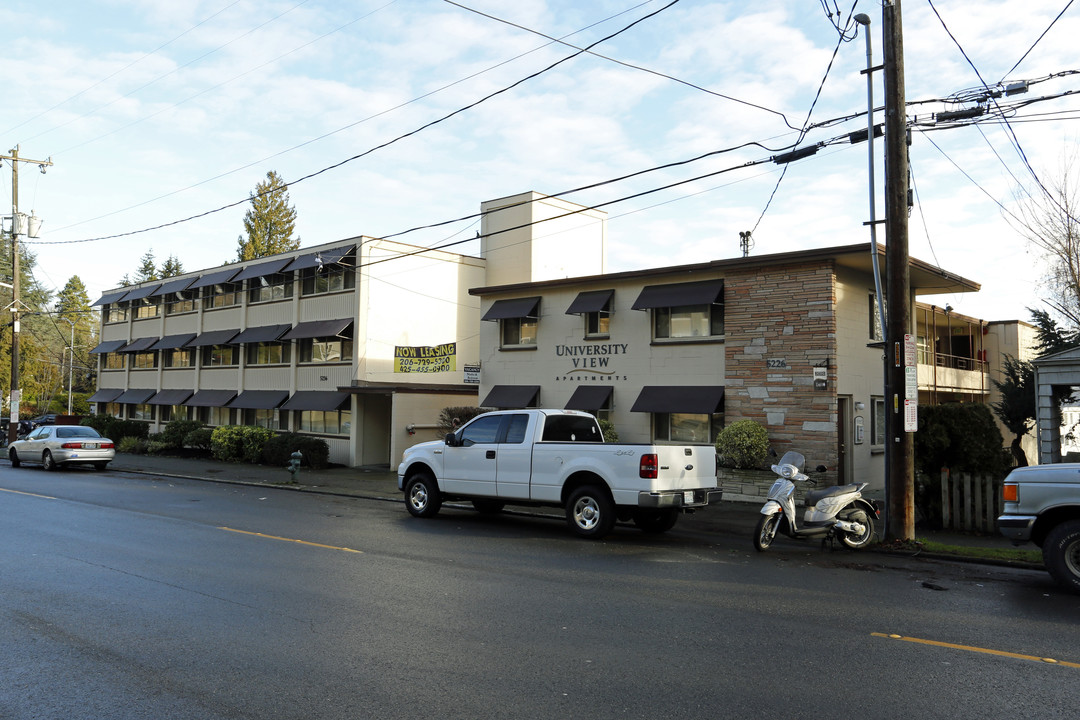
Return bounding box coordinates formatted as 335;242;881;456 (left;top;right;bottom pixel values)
1043;520;1080;594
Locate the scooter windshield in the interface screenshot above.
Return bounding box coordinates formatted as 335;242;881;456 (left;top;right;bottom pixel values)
776;451;805;471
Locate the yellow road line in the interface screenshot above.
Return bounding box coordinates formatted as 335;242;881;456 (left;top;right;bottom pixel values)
0;487;57;500
873;632;1080;668
218;526;363;554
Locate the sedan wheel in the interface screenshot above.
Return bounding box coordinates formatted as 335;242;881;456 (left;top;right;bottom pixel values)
8;448;20;468
42;450;58;471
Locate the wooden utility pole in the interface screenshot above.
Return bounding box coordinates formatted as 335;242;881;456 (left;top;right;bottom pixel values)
883;1;914;540
3;146;52;443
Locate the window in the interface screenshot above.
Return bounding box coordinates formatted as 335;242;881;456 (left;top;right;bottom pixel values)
163;348;196;368
202;282;242;309
129;404;155;421
300;265;354;296
165;291;197;315
249;273;293;303
585;306;611;338
103;353;126;370
654;304;724;340
131;351;157;369
160;405;191;422
106;303;130;324
871;397;885;446
654;413;722;444
541;415;601;442
505;414;529;444
103;402;122;417
297;409;351;434
133;297;159;319
201;344;238;367
246;341;291;365
243;408;283;429
869;292;883;341
458;415;503;446
198;406;234;426
500;317;537;347
299;337;352;363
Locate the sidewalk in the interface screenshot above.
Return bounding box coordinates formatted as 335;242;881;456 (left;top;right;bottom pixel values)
107;453;1026;562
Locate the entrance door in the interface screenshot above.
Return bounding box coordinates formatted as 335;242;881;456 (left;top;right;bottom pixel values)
837;396;851;483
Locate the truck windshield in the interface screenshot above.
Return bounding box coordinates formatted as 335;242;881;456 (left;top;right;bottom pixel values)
541;415;601;442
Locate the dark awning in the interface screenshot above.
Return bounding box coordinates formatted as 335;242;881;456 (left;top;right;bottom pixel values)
631;279;724;310
90;339;126;354
119;337;158;353
87;388;123;403
150;334;196;350
187;268;240;290
156;277;196;295
148;389;193;406
283;247;352;272
188;329;239;347
481;297;541;321
119;284;162;302
480;385;540;409
630;386;725;414
232;258;292;282
280;391;350;411
564;386;613;412
114;388;156;405
92;290;127;307
566;289;614;315
281;319;352;340
232;324;291;344
183;389;237;407
228;390;290;409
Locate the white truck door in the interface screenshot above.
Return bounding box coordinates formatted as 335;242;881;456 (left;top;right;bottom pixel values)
495;413;533;499
442;414;502;495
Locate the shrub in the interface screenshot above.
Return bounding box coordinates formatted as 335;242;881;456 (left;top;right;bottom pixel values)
211;426;247;462
185;428;213;451
715;420;770;469
117;436;148;454
598;419;619;443
159;419;205;450
146;440;170;455
81;415;150;442
261;433;331;469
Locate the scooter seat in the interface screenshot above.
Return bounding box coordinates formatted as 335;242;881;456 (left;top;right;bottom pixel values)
804;484;861;506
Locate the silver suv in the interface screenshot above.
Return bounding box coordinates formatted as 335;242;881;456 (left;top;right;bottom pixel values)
998;464;1080;594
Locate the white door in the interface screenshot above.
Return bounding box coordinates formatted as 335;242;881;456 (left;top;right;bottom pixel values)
441;414;502;495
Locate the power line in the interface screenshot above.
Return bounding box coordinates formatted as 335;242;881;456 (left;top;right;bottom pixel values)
999;0;1075;81
23;0;686;247
443;0;798;130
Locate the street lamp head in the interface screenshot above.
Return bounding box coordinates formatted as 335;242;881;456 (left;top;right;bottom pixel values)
854;13;871;26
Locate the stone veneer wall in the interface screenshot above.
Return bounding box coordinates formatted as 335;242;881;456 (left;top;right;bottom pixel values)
724;260;839;479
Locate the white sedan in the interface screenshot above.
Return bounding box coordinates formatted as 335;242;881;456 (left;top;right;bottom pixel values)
8;424;116;471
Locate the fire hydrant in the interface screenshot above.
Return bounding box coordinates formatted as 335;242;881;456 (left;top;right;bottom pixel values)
286;450;303;482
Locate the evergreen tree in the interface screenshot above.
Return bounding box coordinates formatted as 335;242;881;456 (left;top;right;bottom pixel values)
54;276;97;396
134;250;158;283
237;170;299;261
0;240;55;416
159;255;185;278
990;355;1035;467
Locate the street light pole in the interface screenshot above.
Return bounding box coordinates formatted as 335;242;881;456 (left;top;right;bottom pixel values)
62;316;75;415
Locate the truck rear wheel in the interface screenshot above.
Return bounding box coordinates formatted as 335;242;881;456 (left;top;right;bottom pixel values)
1043;520;1080;594
405;472;442;519
632;508;678;533
566;485;615;539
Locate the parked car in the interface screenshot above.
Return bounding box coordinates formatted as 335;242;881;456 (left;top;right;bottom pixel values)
29;413;57;426
8;424;115;471
998;463;1080;594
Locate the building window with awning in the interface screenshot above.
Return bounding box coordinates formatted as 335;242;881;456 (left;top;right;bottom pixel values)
106;302;130;324
631;385;725;444
299;251;356;296
165;290;197;315
654;412;722;444
134;297;159;319
201;344;238;367
566;290;613;339
163;348;196;368
249;272;293;303
632;279;724;341
202;281;242;309
247;341;291;365
299;335;352;363
131;351;157;369
104;353;126;370
297;409;351;435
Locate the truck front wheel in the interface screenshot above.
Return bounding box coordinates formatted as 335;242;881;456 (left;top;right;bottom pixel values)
405;472;442;519
566;485;615;539
1043;520;1080;594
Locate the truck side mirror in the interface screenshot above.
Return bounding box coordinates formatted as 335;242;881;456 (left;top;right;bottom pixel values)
445;431;458;447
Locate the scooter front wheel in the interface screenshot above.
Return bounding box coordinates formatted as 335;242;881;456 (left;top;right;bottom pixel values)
754;513;780;552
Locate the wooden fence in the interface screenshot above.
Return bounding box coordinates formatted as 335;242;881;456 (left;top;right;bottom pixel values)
935;470;1003;533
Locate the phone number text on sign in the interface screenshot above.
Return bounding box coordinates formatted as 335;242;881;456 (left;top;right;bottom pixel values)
394;343;456;373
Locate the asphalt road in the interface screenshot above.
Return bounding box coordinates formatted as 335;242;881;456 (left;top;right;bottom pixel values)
2;466;1078;720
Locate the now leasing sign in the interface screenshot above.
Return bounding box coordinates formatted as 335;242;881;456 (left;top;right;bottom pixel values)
394;343;456;373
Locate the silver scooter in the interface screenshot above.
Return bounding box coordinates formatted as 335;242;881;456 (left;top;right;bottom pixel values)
753;450;878;551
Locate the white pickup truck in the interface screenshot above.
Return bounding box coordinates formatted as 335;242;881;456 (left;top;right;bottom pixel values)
396;409;721;538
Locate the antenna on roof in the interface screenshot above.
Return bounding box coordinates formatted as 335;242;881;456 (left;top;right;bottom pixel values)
739;231;754;257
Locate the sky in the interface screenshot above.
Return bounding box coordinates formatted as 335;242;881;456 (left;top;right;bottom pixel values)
1;0;1078;324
